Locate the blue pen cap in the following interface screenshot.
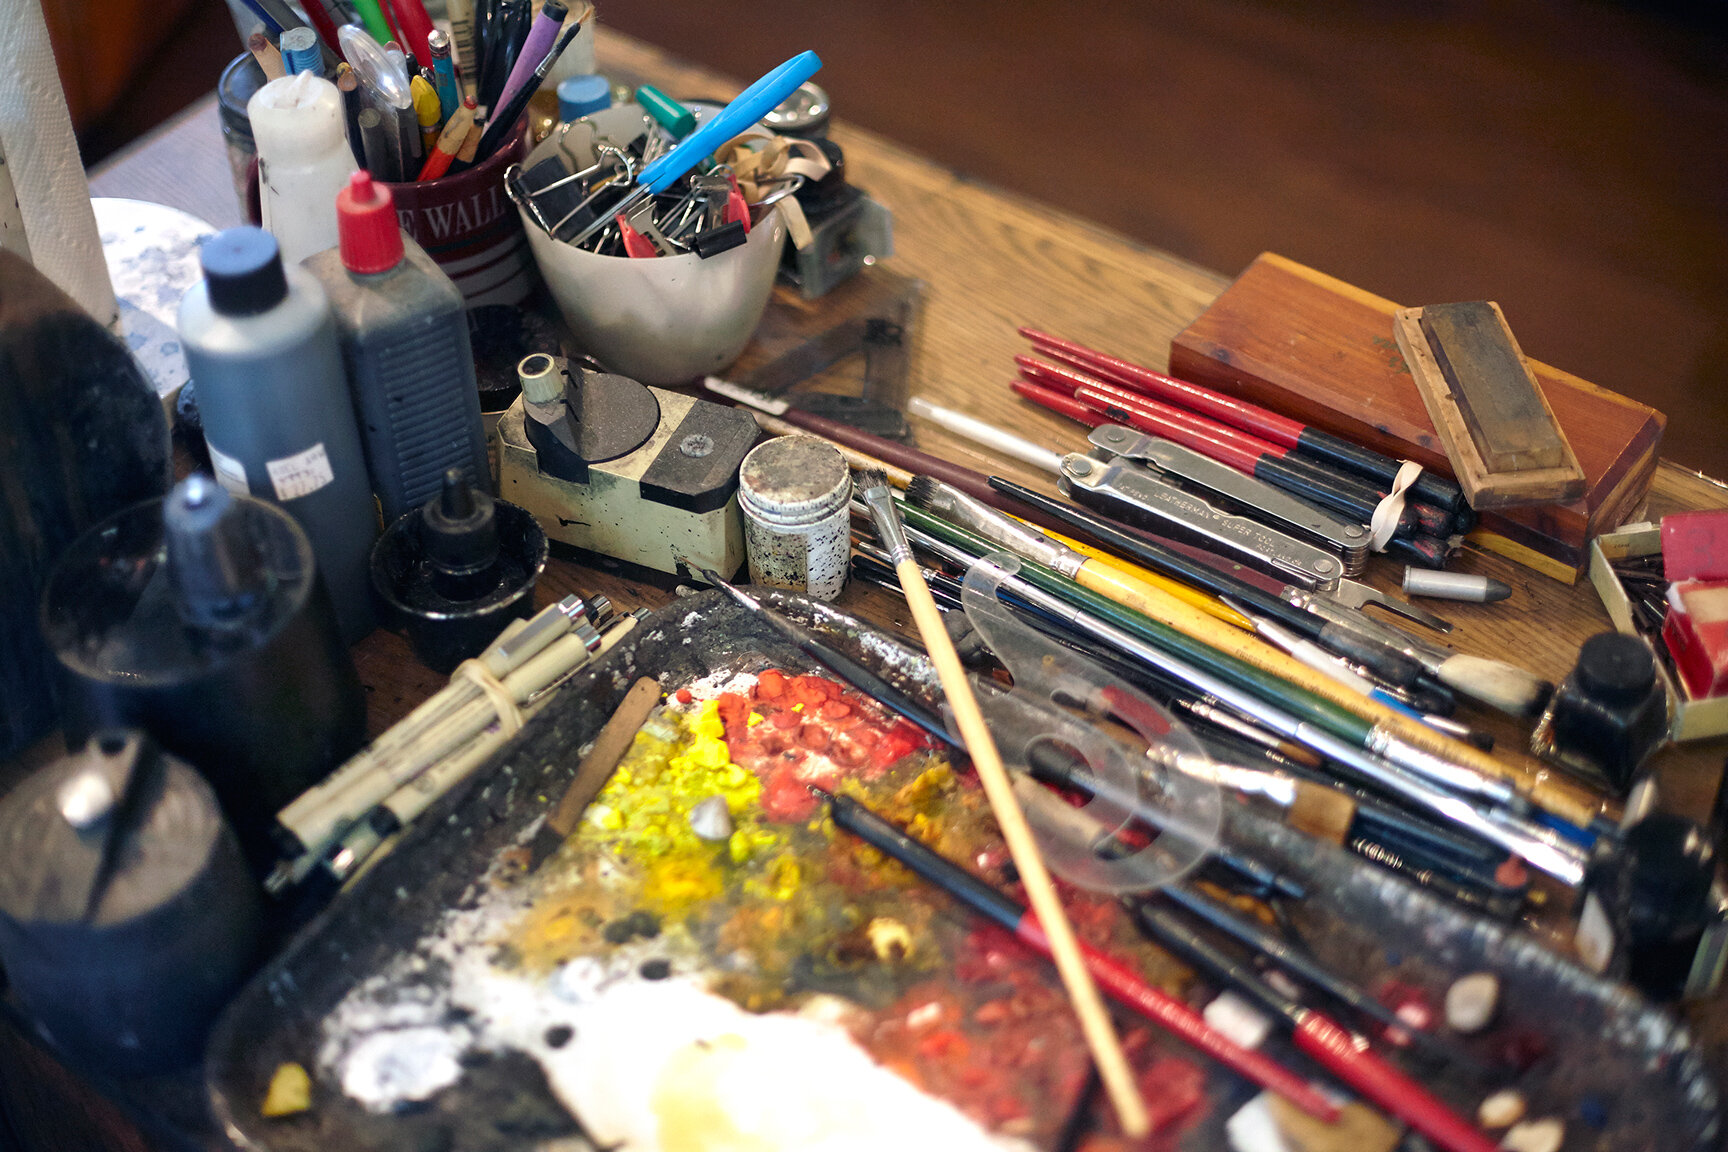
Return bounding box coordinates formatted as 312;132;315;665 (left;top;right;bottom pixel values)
279;27;323;77
557;75;611;122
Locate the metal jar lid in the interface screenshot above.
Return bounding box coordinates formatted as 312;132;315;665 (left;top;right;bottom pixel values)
737;435;851;526
762;82;831;138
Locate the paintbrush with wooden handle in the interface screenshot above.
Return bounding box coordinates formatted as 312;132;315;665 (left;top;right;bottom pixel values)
853;467;1152;1138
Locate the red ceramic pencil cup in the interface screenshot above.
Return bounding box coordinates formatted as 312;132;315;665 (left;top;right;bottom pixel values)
384;123;531;308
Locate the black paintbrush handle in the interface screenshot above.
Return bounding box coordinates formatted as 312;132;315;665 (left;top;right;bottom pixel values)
1387;533;1454;569
1257;453;1462;541
1292;428;1467;514
1129;901;1301;1025
1251;455;1408;533
1315;623;1424;688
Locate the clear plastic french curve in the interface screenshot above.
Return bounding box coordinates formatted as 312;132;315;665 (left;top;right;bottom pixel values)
957;553;1221;893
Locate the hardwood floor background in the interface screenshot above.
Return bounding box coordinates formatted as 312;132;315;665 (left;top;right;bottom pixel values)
76;0;1728;474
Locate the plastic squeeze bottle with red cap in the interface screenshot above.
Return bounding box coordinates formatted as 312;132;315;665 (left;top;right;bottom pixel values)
304;171;491;525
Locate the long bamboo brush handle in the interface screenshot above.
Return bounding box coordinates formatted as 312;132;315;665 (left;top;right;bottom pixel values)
891;556;1151;1137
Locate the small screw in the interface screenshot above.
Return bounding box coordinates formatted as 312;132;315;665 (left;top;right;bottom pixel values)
1068;458;1094;477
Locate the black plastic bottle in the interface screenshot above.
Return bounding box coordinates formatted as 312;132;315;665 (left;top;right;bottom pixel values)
304;170;490;526
178;227;377;643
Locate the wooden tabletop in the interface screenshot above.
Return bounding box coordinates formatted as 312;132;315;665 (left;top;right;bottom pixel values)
62;23;1728;1148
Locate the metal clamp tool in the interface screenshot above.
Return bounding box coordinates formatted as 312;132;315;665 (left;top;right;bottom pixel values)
1058;450;1347;588
1087;426;1371;574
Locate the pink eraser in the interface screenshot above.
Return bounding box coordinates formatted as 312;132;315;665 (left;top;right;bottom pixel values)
1662;510;1728;582
1663;578;1728;699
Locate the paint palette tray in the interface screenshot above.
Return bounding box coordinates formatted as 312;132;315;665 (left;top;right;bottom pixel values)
206;592;1719;1152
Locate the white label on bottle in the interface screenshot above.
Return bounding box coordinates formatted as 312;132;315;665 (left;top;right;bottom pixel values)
266;443;336;501
207;443;249;495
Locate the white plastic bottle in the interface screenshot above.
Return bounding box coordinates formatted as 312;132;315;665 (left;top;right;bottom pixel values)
249;72;356;266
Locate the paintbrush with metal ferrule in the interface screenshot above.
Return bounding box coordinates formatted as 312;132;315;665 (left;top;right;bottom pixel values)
1284;588;1554;718
853;467;1153;1138
811;784;1341;1124
889;511;1588;887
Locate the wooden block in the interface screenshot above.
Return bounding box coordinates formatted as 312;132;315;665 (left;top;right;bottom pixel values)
1170;253;1665;580
1393;302;1586;508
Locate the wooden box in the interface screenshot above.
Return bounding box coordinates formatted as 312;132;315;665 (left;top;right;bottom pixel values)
1169;253;1665;581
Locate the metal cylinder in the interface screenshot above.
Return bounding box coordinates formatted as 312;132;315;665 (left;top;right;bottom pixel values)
737;435;853;601
1401;567;1512;603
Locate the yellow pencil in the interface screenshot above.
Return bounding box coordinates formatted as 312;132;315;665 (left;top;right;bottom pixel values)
411;75;442;154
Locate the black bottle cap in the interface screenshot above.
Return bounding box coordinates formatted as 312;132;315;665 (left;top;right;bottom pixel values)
199;227;288;317
1575;631;1657;706
421;469;499;576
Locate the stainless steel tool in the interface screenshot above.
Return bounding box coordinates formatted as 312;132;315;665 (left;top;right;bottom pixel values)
1086;426;1372;573
1058;450;1347;588
1320;576;1453;633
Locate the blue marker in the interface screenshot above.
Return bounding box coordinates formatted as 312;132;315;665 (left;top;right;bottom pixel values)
280;27;323;77
428;28;460;119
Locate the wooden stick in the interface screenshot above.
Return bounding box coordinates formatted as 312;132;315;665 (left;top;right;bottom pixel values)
854;471;1151;1137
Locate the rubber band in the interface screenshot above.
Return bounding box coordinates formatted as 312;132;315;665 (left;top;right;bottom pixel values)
456;657;524;737
1370;460;1425;552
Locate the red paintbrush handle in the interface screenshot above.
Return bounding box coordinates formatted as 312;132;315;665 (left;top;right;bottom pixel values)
1072;386;1268;476
1294;1013;1497;1152
1014;914;1340;1123
1014;352;1095;396
1021;328;1310;450
1018;353;1291;462
1011;378;1108;427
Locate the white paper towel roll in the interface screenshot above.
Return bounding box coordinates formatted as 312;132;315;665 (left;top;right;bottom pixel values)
0;0;117;326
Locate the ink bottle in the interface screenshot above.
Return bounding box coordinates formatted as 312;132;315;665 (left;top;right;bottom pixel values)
737;436;852;601
1544;631;1669;794
305;171;491;526
178;226;377;642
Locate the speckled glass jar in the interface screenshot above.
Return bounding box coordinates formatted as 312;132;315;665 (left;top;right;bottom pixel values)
737;436;852;601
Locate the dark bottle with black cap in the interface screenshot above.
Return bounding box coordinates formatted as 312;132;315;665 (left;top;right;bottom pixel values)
304;171;491;526
1546;631;1670;794
178;225;377;643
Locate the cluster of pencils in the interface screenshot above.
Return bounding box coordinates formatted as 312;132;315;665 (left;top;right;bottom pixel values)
240;0;589;184
1011;328;1474;567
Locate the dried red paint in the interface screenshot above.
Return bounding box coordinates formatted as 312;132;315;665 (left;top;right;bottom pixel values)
715;669;937;821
